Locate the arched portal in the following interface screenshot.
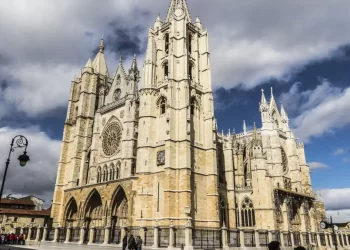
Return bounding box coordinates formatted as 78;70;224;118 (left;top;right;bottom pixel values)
110;186;128;244
84;189;103;228
64;198;78;227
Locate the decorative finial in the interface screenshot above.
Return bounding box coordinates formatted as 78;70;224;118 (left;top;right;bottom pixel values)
119;54;123;64
133;54;136;60
271;87;273;95
99;39;104;53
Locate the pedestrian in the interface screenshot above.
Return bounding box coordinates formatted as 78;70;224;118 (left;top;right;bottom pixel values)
268;241;281;250
122;234;128;250
136;235;143;250
128;234;136;250
295;247;306;250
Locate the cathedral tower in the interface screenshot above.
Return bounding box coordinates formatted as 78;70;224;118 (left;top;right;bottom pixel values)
134;0;219;229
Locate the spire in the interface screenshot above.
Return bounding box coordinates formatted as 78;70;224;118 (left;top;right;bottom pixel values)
270;87;277;109
154;14;163;30
166;0;191;23
84;58;92;68
253;122;257;140
195;16;202;29
243;120;247;134
130;54;138;71
145;31;156;63
280;102;289;121
92;39;109;76
261;89;267;104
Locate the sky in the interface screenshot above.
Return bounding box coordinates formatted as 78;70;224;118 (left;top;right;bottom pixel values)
0;0;350;222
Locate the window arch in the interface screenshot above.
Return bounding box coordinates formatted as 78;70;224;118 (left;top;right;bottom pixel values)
109;168;113;181
97;167;102;183
157;96;167;115
103;166;108;182
241;197;255;227
163;61;169;79
165;33;170;55
190;97;199;116
188;62;193;80
188;33;192;54
115;162;121;179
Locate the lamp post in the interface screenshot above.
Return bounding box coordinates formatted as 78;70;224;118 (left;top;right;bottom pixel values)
320;216;338;250
0;135;30;202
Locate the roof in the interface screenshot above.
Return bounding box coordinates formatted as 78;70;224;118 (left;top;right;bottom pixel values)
20;195;45;202
0;208;51;216
0;198;35;206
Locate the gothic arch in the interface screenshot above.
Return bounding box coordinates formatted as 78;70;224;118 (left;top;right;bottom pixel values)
97;166;102;183
110;186;129;227
102;116;122;132
162;60;169;79
164;33;170;55
64;197;78;226
115;161;121;179
219;195;228;227
103;164;108;182
156;95;167;115
190;96;200;116
84;189;104;227
240;196;255;227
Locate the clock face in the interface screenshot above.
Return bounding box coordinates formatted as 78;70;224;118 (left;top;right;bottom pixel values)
157;150;165;165
334;225;339;231
320;221;327;229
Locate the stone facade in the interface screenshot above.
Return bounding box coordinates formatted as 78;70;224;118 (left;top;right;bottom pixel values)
51;0;326;248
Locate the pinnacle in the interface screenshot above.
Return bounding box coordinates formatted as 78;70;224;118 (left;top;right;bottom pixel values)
84;58;93;68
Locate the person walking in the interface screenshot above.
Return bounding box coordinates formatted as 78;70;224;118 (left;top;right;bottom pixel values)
128;234;136;250
136;235;143;250
122;235;128;250
268;241;281;250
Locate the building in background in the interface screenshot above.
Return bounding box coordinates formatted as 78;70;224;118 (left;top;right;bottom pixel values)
50;0;326;248
0;196;52;234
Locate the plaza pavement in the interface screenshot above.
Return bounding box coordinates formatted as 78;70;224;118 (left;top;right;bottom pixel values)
0;242;124;250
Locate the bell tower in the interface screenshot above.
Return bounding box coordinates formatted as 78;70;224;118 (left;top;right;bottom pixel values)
134;0;219;229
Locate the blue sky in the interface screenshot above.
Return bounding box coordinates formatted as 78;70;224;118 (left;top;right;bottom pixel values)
0;0;350;221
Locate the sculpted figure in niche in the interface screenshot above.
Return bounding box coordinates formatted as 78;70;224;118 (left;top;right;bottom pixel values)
114;89;121;101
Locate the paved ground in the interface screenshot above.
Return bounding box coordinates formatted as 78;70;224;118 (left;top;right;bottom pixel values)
0;242;124;250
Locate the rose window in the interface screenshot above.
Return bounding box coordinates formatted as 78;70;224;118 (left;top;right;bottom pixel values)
102;123;122;156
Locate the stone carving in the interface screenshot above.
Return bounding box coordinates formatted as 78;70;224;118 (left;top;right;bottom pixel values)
114;89;121;101
102;122;122;156
102;118;106;126
120;110;124;118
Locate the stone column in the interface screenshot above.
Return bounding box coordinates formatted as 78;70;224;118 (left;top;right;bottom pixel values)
290;231;295;247
42;226;48;242
239;230;245;247
53;227;59;242
221;225;228;249
64;226;71;243
89;227;95;244
168;224;175;249
268;231;273;243
103;226;111;245
118;226;127;247
28;226;33;240
78;226;85;244
324;232;330;247
345;233;349;246
254;230;260;247
153;226;159;248
35;226;41;242
139;227;145;243
184;224;193;250
280;231;285;247
308;231;312;244
336;232;340;247
316;232;321;247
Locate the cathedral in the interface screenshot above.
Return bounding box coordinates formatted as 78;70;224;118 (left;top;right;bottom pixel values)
51;0;328;248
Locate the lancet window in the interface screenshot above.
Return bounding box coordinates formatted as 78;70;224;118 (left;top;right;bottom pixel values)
281;147;288;173
97;167;102;183
188;33;192;54
116;162;120;179
190;97;199;116
165;33;169;55
158;97;167;115
164;62;169;79
188;62;193;80
241;197;255;227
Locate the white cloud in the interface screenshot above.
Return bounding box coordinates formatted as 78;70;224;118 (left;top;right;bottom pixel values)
343;157;350;163
0;126;60;207
1;1;350;117
321;188;350;211
334;148;346;156
281;80;350;142
326;210;350;223
308;162;329;170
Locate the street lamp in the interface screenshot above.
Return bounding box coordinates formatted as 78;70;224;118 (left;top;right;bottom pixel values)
320;216;338;250
0;135;30;202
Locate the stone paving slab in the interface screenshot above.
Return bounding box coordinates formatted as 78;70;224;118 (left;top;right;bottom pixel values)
0;242;124;250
